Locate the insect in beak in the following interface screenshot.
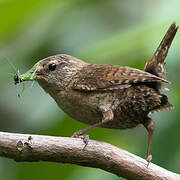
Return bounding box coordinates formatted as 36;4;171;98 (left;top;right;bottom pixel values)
13;63;39;85
13;63;39;97
14;74;22;85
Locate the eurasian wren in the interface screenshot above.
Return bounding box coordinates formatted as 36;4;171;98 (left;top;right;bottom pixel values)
14;23;178;163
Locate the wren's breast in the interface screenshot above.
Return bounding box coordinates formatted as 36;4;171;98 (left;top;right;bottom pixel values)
52;89;104;126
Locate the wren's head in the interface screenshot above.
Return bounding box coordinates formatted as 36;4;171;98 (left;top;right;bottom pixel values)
33;54;88;92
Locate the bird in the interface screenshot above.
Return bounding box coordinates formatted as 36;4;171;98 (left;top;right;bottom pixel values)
14;23;178;164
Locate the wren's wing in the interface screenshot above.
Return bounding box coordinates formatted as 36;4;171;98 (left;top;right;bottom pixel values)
73;64;168;91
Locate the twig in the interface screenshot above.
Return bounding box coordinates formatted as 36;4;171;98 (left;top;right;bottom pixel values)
0;131;179;180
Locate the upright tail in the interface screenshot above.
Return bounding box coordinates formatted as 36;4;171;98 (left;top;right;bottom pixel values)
144;23;178;89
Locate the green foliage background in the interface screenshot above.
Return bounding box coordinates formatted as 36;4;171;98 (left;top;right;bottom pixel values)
0;0;180;179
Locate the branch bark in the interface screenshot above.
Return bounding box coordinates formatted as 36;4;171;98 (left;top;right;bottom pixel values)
0;131;179;180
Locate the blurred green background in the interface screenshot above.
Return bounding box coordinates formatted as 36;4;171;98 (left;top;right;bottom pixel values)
0;0;180;179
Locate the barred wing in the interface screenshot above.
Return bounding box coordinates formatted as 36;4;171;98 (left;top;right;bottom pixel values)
73;64;168;91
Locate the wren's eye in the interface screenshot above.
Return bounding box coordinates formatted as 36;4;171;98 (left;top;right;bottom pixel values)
48;63;56;71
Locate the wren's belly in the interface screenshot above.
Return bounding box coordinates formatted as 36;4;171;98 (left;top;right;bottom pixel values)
53;89;148;129
54;90;104;126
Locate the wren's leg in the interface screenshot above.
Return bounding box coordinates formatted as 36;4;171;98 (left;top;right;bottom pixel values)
143;117;154;166
72;109;114;147
72;109;114;137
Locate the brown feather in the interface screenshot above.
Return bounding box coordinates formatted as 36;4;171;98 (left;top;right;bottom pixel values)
73;64;167;91
144;23;178;89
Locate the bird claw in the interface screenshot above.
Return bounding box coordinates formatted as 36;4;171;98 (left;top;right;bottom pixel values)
145;154;152;168
72;129;84;138
72;131;89;150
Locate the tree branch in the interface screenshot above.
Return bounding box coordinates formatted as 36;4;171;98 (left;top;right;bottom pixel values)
0;131;179;180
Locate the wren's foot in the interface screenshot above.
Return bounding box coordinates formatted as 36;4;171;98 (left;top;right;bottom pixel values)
145;154;152;168
72;130;90;150
72;110;114;149
72;129;85;137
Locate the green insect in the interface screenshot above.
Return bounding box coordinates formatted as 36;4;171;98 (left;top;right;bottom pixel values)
13;63;39;97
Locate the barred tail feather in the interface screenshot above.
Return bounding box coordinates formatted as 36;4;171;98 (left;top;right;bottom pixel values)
144;23;178;87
